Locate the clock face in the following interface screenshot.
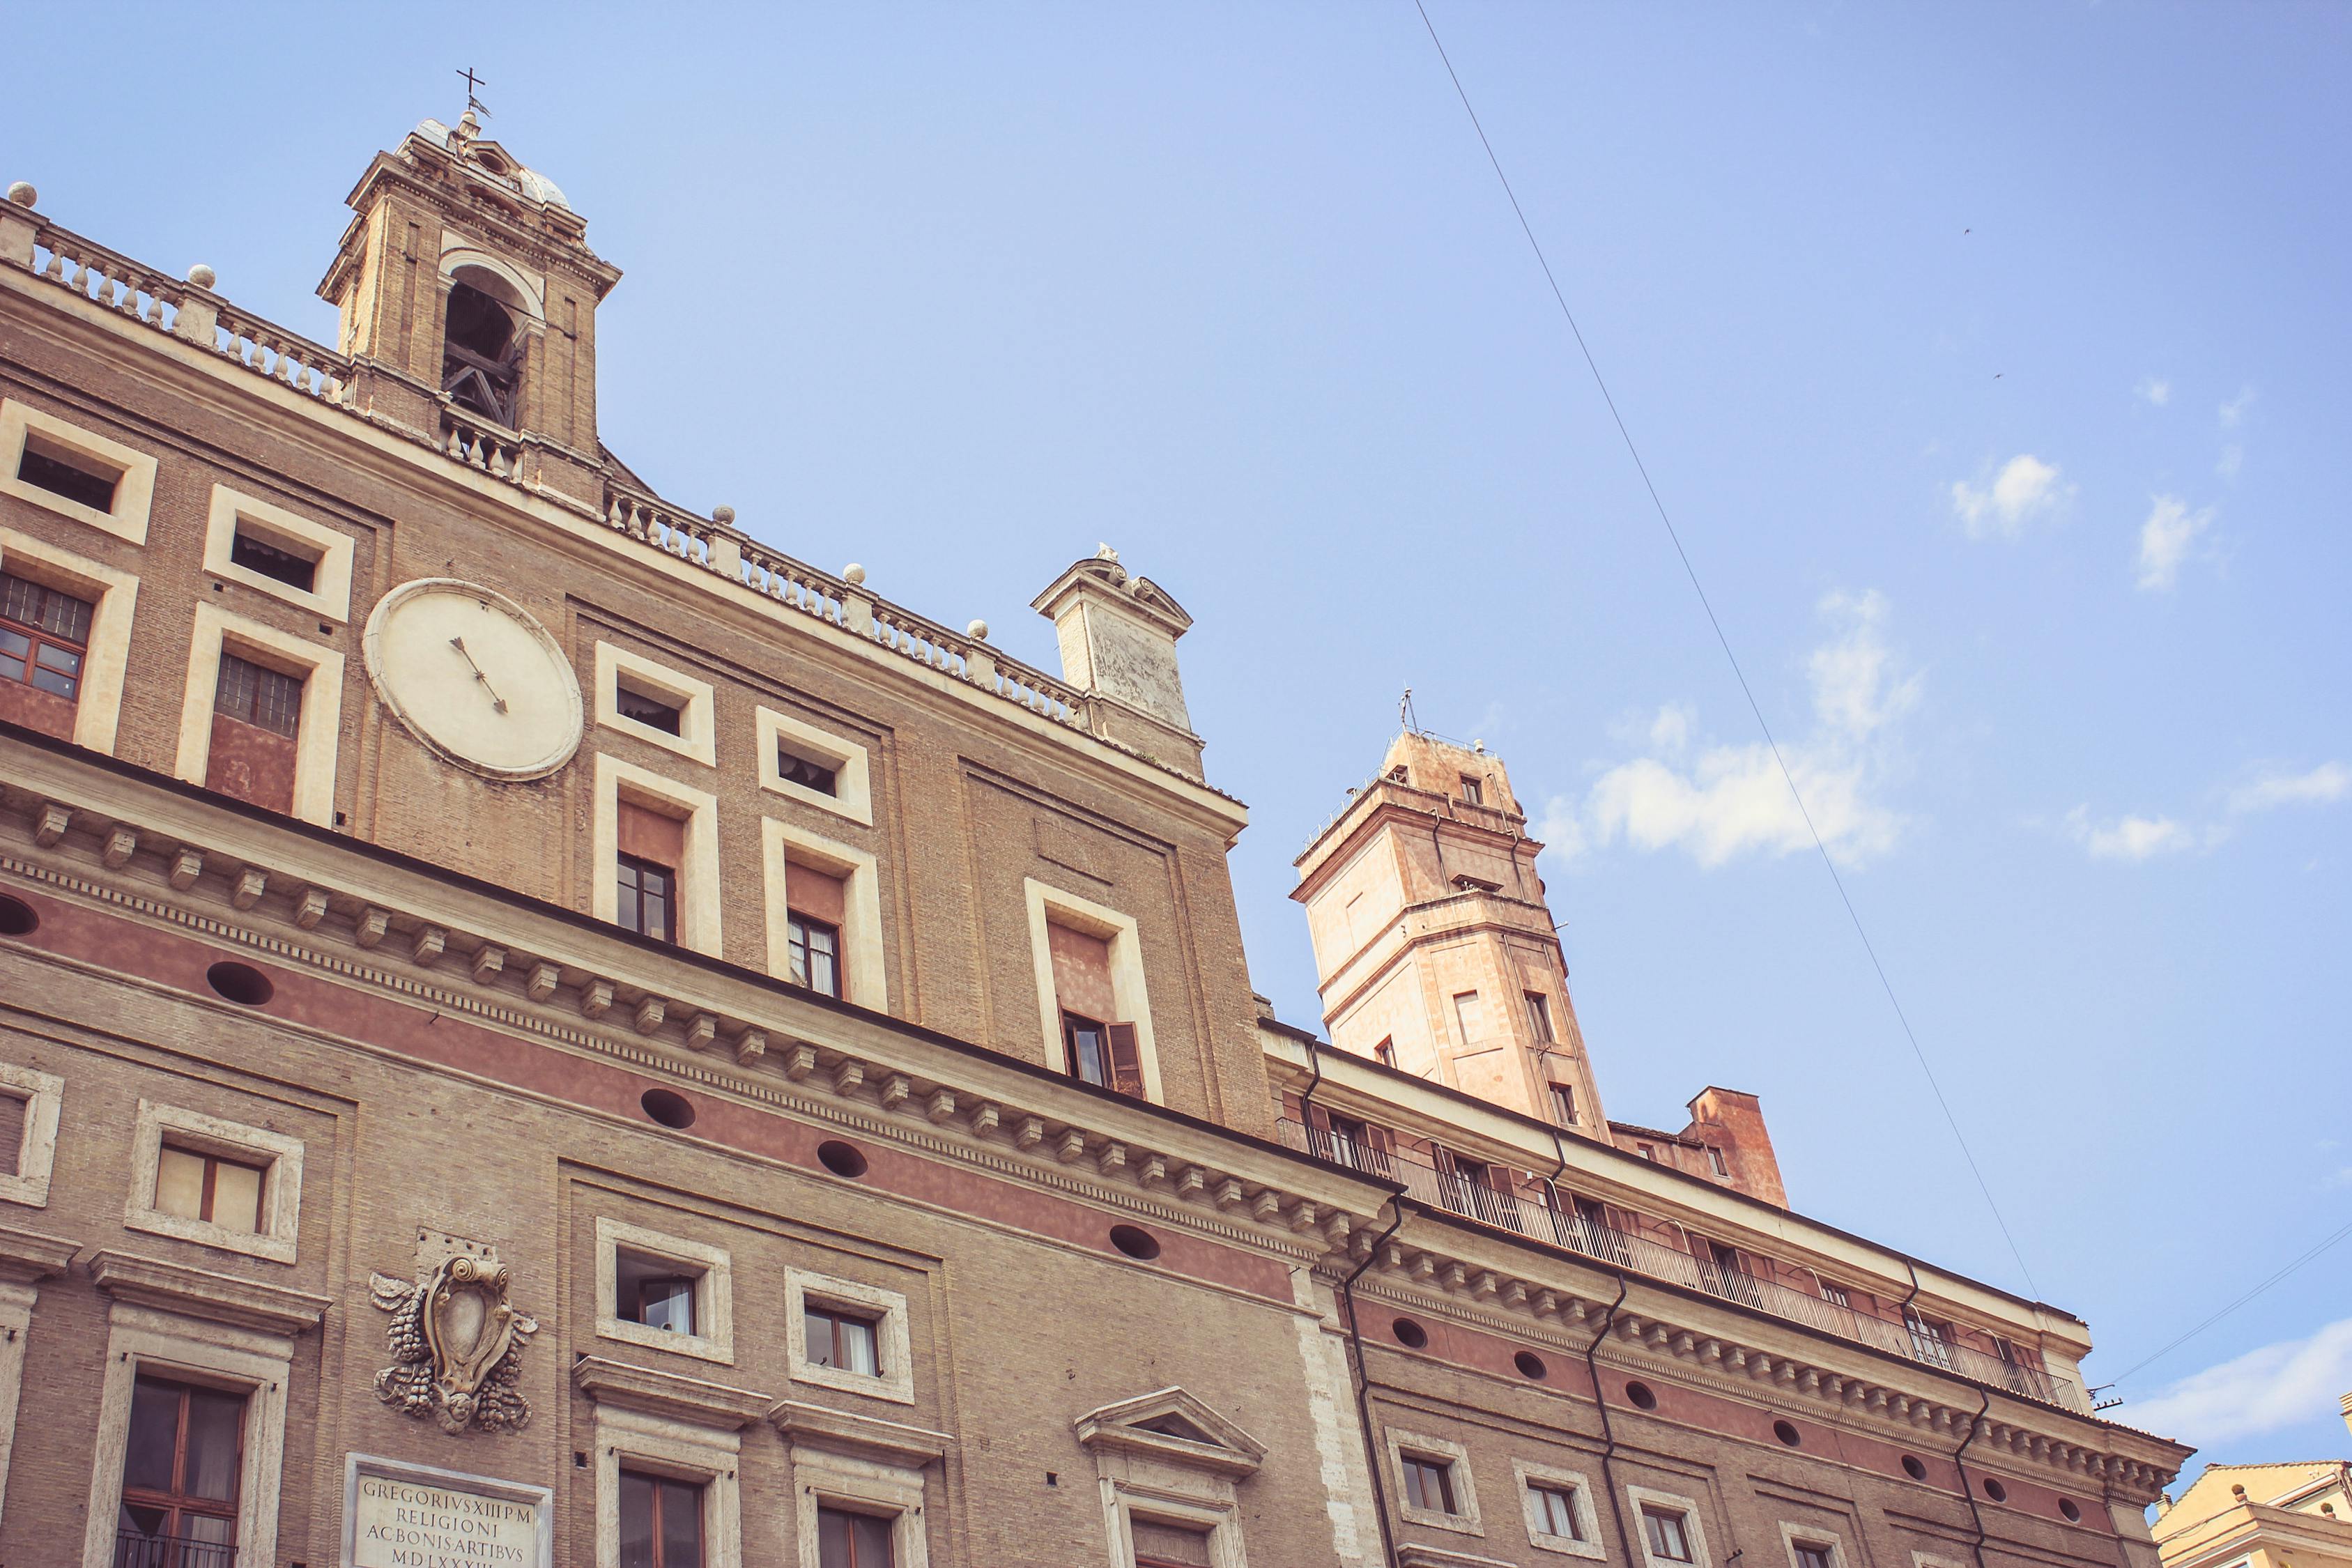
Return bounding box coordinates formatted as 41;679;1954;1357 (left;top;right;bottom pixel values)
363;579;583;781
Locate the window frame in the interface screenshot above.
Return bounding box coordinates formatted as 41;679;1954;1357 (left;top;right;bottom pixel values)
1385;1426;1482;1535
153;1142;269;1234
0;1060;64;1209
1525;989;1555;1043
595;643;718;767
1548;1080;1580;1127
172;603;345;827
756;705;873;826
1515;1460;1605;1558
616;852;680;944
1626;1484;1714;1568
124;1100;304;1265
594;1404;741;1568
790;1445;928;1568
594;1218;735;1366
763;818;886;1009
0;530;139;754
801;1302;883;1379
1779;1522;1852;1568
115;1372;246;1553
785;1268;913;1406
199;484;355;624
1024;879;1161;1102
0;398;157;545
787;911;844;999
594;755;723;956
1116;1494;1243;1568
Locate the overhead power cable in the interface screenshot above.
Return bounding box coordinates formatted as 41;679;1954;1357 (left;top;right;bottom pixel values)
2106;1214;2352;1391
1408;0;2043;1300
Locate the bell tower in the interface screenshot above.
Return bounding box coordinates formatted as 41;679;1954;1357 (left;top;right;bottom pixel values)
1293;732;1608;1139
317;110;621;503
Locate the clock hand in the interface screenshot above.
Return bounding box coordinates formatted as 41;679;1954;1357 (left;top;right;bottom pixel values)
447;636;509;714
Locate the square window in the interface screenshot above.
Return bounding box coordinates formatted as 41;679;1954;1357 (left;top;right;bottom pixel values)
1517;1461;1604;1557
1132;1516;1213;1567
1796;1545;1835;1568
778;745;838;797
228;528;318;592
817;1505;895;1567
620;1469;704;1568
618;1253;700;1337
596;644;715;766
787;1269;914;1405
0;1062;63;1208
0;570;94;708
125;1100;304;1263
17;434;121;513
199;484;357;622
756;707;872;824
1646;1508;1693;1563
0;399;157;543
215;652;303;739
615;682;683;736
804;1303;882;1376
1404;1454;1460;1514
1535;1484;1583;1539
594;1220;734;1365
1459;775;1484;806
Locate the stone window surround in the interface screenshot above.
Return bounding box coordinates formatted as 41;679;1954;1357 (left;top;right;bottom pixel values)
755;704;873;826
171;600;346;828
592;753;723;956
1024;878;1163;1103
0;1279;32;1524
0;527;140;755
1627;1483;1714;1568
594;1216;735;1366
1779;1520;1852;1568
123;1099;305;1266
76;1304;293;1568
594;642;717;768
1386;1424;1483;1536
788;1443;930;1568
0;1061;64;1208
0;397;157;546
1111;1489;1245;1568
594;1404;743;1568
199;483;356;624
762;817;887;1010
1515;1459;1606;1559
785;1266;914;1406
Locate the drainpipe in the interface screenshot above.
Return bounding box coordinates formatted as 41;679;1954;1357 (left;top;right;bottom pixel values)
1583;1269;1643;1568
1339;1200;1408;1568
1951;1386;1995;1568
1300;1033;1328;1145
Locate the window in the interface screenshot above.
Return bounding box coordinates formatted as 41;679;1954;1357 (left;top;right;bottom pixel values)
443;279;522;425
1645;1508;1694;1563
778;746;838;796
1;399;157;543
1459;775;1484;806
17;434;120;512
1061;1010;1143;1098
622;1263;698;1336
207;652;304;815
804;1303;882;1378
618;854;679;943
1526;990;1555;1043
596;1220;733;1365
1534;1483;1583;1539
1452;990;1484;1042
227;528;316;592
1028;881;1158;1102
215;654;302;739
0;571;93;707
1794;1545;1834;1568
1131;1517;1213;1567
154;1144;266;1235
116;1374;244;1562
1707;1145;1730;1178
780;913;838;997
1548;1081;1579;1126
615;683;683;736
620;1470;703;1568
175;603;345;827
817;1507;893;1568
1819;1281;1851;1309
1404;1454;1460;1514
1373;1038;1397;1068
0;1062;63;1208
1638;1143;1659;1162
1905;1309;1955;1369
599;758;721;956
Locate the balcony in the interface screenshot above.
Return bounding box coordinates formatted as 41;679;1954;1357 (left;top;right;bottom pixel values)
114;1530;236;1568
1277;1118;2089;1413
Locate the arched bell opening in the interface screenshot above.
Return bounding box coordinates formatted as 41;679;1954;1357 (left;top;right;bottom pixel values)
442;269;525;426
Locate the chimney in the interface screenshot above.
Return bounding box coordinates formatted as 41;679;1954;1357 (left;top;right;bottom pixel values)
1031;545;1204;777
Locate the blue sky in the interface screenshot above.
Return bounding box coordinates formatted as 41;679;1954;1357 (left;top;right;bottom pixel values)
16;3;2348;1467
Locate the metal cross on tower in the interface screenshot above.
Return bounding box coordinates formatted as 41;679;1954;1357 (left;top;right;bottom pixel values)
455;67;491;118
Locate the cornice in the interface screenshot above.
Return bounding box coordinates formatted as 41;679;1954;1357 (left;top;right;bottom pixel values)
571;1355;770;1430
768;1398;952;1468
0;1220;78;1283
86;1249;333;1337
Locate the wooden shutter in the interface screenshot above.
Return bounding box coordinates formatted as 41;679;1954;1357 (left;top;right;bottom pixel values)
1047;922;1117;1022
785;859;848;925
1105;1022;1145;1099
617;800;686;868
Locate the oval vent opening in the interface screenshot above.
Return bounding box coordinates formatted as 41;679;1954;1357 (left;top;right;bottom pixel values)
0;895;36;937
1514;1350;1548;1381
1774;1420;1802;1447
1902;1456;1928;1482
2060;1500;2082;1523
1983;1479;2008;1503
640;1089;695;1130
1109;1224;1162;1261
1391;1317;1429;1350
1624;1381;1658;1411
206;961;274;1006
816;1140;869;1178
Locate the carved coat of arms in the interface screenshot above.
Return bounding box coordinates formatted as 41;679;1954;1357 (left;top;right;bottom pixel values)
369;1252;538;1434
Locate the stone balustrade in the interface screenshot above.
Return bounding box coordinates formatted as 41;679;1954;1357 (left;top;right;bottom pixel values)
210;300;349;404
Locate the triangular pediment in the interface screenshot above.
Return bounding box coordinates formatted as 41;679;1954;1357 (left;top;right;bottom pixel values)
1073;1386;1266;1477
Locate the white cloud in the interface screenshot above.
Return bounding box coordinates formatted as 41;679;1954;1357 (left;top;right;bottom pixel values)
2125;1317;2352;1445
2218;444;2243;478
2220;385;2257;428
1544;592;1917;870
2066;806;2201;862
2136;495;2215;592
2135;376;2171;406
2227;762;2351;815
1952;454;2070;539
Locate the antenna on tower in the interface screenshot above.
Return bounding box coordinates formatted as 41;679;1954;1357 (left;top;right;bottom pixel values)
1400;687;1420;735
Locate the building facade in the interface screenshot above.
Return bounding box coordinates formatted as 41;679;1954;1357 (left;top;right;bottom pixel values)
2152;1409;2352;1568
0;116;2189;1568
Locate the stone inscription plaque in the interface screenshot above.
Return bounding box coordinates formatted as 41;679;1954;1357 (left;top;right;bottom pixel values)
344;1454;551;1568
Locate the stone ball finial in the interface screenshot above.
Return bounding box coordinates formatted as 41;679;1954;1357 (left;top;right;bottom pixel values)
2231;1485;2248;1502
966;619;989;641
711;505;735;525
185;263;217;290
843;563;866;586
6;182;35;208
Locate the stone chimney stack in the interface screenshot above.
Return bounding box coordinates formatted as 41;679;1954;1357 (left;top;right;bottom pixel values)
1030;546;1204;778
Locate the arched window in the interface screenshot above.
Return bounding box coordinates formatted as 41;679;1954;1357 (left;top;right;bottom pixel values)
442;277;522;425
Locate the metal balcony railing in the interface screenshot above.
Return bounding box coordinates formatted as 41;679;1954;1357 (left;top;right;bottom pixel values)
1277;1118;2090;1414
113;1530;236;1568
